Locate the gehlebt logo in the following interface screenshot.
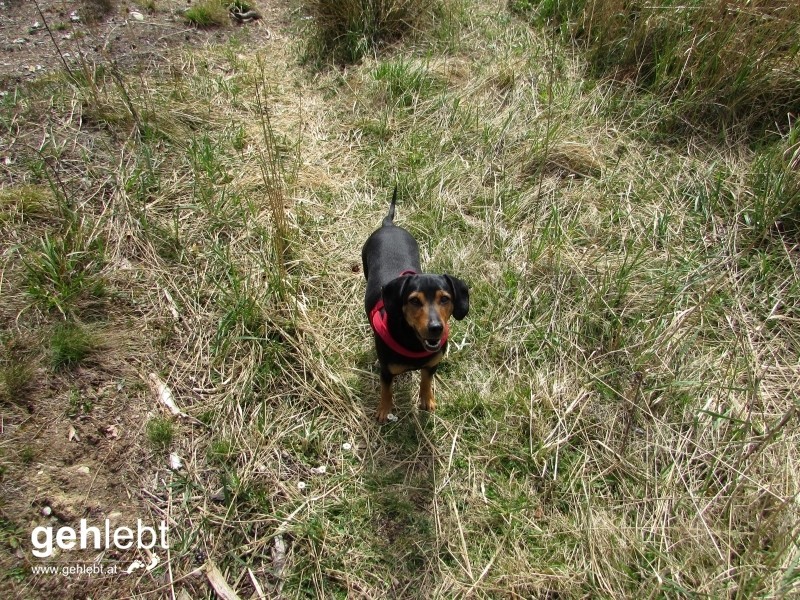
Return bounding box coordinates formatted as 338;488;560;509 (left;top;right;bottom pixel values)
30;519;169;574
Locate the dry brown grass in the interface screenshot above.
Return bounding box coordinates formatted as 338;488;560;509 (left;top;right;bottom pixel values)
0;1;798;598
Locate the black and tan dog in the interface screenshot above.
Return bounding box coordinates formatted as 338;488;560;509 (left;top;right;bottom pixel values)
362;189;469;422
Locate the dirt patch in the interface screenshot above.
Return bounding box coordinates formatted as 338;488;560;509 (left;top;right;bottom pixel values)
0;1;284;598
0;0;278;87
0;327;167;598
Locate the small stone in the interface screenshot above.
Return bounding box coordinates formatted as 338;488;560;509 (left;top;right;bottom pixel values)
130;11;144;21
168;453;183;470
75;465;90;475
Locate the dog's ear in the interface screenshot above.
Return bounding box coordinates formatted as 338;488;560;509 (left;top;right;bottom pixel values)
444;274;470;320
382;275;411;315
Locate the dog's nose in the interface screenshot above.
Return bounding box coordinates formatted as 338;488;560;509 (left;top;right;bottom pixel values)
428;322;444;336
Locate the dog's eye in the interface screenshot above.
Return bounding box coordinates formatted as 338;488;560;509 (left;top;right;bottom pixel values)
440;296;451;305
408;297;423;307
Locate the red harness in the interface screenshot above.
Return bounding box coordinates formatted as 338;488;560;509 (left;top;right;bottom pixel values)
369;270;448;359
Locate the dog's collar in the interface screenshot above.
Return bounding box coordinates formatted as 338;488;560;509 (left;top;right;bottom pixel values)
369;270;448;359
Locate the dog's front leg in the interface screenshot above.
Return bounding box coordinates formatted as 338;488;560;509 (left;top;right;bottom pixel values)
377;370;394;423
419;366;437;412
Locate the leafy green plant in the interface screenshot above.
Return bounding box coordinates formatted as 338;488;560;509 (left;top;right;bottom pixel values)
0;518;24;552
66;388;94;417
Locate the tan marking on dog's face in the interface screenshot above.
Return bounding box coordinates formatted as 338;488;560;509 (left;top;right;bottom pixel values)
402;290;453;341
433;290;454;325
402;291;429;337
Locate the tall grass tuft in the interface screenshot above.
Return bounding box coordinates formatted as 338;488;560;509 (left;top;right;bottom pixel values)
254;57;293;300
50;322;95;370
305;0;438;63
744;142;800;240
78;0;115;24
0;337;34;405
183;0;230;27
23;232;106;317
512;0;800;135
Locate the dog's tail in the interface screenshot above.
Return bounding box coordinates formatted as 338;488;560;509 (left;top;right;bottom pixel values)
382;186;397;227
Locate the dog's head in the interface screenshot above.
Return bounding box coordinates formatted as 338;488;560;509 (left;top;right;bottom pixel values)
382;274;469;351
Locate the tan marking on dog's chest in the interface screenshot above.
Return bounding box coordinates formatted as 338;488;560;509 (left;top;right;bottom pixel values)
387;352;443;376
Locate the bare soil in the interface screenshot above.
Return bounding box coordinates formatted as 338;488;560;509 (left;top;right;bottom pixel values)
0;2;282;598
0;0;278;86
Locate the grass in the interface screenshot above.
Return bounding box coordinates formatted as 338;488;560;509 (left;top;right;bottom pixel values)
23;232;106;317
146;417;175;449
512;0;800;136
183;1;230;28
0;1;799;598
0;337;34;405
50;323;95;370
78;0;115;24
182;1;258;28
305;0;440;64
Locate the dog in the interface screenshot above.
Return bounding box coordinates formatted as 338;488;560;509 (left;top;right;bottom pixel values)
361;188;469;422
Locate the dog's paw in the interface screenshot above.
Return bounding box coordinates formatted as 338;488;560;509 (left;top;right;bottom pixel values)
377;405;394;423
419;395;436;412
